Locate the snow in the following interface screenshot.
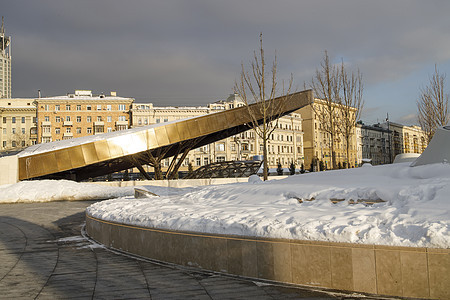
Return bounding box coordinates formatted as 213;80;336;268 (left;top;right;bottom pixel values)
1;163;449;248
0;180;134;203
86;162;450;248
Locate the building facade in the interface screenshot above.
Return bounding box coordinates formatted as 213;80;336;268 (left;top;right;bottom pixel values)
35;90;134;143
356;122;391;165
0;98;37;152
380;122;427;161
297;100;358;170
131;93;304;173
0;18;11;99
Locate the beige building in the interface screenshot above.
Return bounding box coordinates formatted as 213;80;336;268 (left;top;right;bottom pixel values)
297;100;358;170
35;90;134;143
380;121;427;161
0;19;12;99
0;98;37;152
131;93;304;172
356;122;390;165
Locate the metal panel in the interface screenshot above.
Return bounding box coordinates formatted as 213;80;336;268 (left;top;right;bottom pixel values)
186;119;201;138
165;123;181;144
176;121;190;141
155;126;170;146
106;137;124;158
94;140;111;161
18;158;27;180
81;143;99;165
69;146;86;169
55;149;73;171
146;128;158;148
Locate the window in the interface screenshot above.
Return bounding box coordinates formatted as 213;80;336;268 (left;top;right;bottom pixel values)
12;128;16;134
107;127;112;133
45;104;49;111
21;128;25;134
66;105;71;111
44;116;50;122
2;128;6;134
2;117;5;123
216;143;225;152
12;117;16;124
55;116;61;122
97;105;102;111
33;117;37;123
216;156;226;162
55;105;60;111
118;104;126;111
87;116;92;122
97;116;102;122
76;127;81;134
76;105;81;111
107;116;112;122
22;117;25;123
12;141;16;147
107;105;111;111
204;157;209;165
118;116;126;122
55;128;60;134
163;118;168;123
87;127;92;134
66;116;71;122
156;118;160;123
2;141;6;148
196;157;201;166
87;105;92;111
76;116;81;122
66;127;71;133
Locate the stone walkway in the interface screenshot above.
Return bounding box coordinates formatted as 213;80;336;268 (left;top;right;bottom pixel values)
0;201;386;299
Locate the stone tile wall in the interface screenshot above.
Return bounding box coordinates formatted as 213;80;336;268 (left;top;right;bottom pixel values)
86;214;449;299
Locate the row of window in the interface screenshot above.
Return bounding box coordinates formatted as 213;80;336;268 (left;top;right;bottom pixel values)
43;115;127;123
2;116;35;124
43;104;127;111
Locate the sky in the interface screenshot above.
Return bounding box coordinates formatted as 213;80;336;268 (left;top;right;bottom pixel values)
3;0;450;125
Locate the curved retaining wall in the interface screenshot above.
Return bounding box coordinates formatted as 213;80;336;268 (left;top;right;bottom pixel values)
86;214;449;299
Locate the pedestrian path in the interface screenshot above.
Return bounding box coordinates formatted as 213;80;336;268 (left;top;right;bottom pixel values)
0;201;385;299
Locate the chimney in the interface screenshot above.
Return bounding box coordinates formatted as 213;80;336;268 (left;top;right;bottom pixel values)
110;91;117;97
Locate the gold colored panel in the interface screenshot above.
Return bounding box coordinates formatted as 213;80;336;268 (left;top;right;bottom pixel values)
400;251;429;298
18;158;27;180
165;124;181;144
176;121;190;141
375;249;402;296
94;140;111;161
330;247;353;291
197;117;212;135
55;149;73;171
352;247;376;293
146;128;158;148
224;110;238;127
69;146;86;169
186;119;201;138
26;156;45;178
155;126;170;146
81;143;99;165
106;137;124;158
428;252;450;299
205;114;221;134
128;131;148;155
40;152;59;174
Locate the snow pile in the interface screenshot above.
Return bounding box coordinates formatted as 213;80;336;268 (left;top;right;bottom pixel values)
0;180;134;203
86;162;450;248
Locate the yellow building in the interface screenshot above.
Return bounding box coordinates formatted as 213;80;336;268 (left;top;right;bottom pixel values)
297;99;358;170
35;90;134;143
0;98;37;152
381;121;427;161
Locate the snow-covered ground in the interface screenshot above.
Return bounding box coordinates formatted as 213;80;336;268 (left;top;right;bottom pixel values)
2;162;449;248
87;162;450;248
0;180;134;203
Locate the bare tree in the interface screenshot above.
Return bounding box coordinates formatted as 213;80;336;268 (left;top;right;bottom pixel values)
417;65;449;143
310;50;341;169
235;33;293;181
338;60;364;168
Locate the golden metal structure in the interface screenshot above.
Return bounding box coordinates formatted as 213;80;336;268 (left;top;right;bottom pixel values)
18;90;313;181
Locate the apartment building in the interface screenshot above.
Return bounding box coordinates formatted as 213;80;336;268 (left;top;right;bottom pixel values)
297;100;358;170
356;122;391;165
0;98;37;152
131;93;304;172
35;90;134;143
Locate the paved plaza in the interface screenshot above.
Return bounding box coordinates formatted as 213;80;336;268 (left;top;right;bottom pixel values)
0;201;388;299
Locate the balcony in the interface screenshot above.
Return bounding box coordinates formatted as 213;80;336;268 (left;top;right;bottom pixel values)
63;121;73;126
42;131;52;137
115;120;128;126
42;121;51;126
63;132;73;137
94;121;104;126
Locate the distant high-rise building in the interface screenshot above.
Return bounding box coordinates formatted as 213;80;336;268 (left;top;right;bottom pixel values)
0;17;11;99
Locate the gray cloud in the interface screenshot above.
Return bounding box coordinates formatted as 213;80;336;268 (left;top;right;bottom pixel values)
3;0;450;118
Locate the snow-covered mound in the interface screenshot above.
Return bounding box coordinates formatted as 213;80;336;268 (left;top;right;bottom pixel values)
0;180;134;203
87;162;450;248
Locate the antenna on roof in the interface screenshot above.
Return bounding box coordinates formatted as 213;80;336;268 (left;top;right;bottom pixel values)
1;17;4;34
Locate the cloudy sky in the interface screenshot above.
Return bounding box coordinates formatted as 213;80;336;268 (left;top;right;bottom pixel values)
3;0;450;124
